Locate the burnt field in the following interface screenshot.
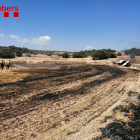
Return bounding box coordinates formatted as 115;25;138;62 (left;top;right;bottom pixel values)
0;64;140;140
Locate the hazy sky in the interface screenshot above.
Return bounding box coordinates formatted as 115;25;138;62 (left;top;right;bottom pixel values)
0;0;140;52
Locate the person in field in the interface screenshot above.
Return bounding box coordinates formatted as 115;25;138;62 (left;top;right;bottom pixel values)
6;59;10;70
1;60;4;70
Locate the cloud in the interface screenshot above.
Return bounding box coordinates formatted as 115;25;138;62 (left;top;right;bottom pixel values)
0;34;4;37
10;35;19;39
30;36;51;45
10;34;28;43
84;46;95;50
9;35;51;45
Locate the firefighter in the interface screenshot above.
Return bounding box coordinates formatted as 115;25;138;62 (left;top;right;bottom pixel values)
1;60;4;70
6;59;10;70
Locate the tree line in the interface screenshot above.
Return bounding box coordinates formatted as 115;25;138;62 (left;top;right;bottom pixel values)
123;48;140;58
0;46;117;60
63;48;140;59
0;46;30;58
62;49;116;59
0;46;57;58
1;45;140;60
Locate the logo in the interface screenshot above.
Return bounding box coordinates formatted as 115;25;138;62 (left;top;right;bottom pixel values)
0;5;19;17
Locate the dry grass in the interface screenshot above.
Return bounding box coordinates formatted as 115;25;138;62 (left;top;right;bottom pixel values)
0;67;29;84
1;55;117;65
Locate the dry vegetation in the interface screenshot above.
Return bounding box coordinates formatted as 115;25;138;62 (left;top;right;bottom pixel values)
0;56;140;140
0;67;29;84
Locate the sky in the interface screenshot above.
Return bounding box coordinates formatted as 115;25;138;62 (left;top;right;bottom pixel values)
0;0;140;52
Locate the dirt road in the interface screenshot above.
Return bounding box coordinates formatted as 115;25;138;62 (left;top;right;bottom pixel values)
0;64;140;140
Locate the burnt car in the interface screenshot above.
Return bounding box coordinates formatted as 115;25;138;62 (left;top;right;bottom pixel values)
122;61;131;67
117;60;126;66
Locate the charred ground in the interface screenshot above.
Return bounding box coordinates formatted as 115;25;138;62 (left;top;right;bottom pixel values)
0;64;140;140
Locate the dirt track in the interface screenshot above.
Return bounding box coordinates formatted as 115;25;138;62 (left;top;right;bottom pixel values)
0;64;140;140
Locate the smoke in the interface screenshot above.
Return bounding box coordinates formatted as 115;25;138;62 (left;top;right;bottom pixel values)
12;64;29;69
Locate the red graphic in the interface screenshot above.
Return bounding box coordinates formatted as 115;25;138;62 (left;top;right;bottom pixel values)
4;12;9;17
14;12;19;17
2;5;6;11
0;5;19;17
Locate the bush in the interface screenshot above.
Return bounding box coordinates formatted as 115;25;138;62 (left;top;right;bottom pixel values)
73;51;88;58
92;50;108;60
73;53;83;58
22;47;29;53
62;52;69;58
91;50;116;60
107;52;116;58
33;52;37;55
117;52;122;56
47;53;52;56
57;54;62;56
15;50;23;57
0;50;15;58
124;50;131;55
29;50;33;54
26;53;31;57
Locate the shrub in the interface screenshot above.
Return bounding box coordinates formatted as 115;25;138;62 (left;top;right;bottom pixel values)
72;51;88;58
26;53;31;57
107;52;116;58
57;54;62;56
15;50;23;57
62;52;69;58
92;50;108;60
47;53;52;56
91;50;116;60
22;47;29;53
33;52;37;55
117;52;122;56
0;50;15;58
73;53;83;58
29;50;33;54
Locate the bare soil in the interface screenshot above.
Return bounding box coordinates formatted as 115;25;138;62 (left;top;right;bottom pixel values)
0;61;140;140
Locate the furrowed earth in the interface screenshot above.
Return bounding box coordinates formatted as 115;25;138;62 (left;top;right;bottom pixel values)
0;58;140;140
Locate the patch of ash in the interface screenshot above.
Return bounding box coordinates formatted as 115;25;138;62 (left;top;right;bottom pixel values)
95;91;140;140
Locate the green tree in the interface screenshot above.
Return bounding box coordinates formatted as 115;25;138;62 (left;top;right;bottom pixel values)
26;53;31;57
22;47;29;53
124;50;131;55
47;53;52;56
0;50;15;58
117;52;122;56
33;51;37;55
73;52;83;58
57;54;62;56
15;50;22;57
62;52;69;58
92;50;108;60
